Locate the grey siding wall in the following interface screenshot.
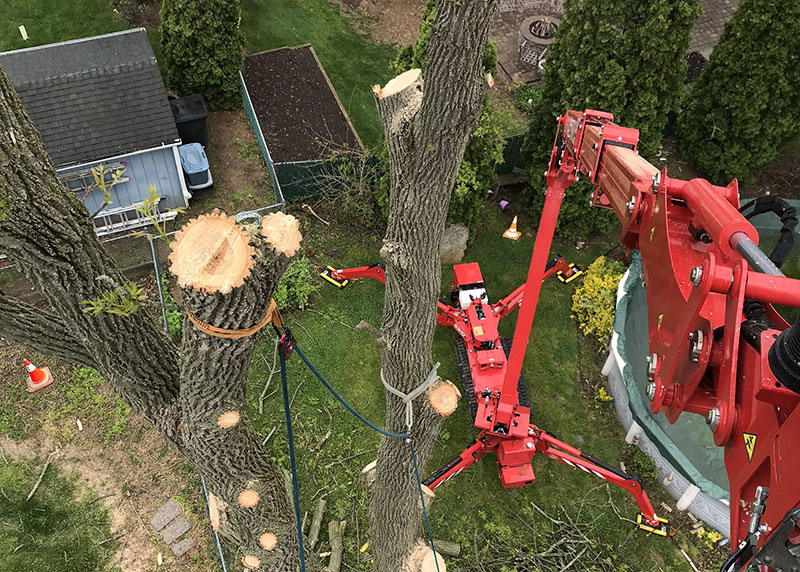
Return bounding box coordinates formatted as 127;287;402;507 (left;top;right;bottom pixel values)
61;146;184;214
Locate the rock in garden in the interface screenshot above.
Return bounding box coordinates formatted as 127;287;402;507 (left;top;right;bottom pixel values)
440;223;469;265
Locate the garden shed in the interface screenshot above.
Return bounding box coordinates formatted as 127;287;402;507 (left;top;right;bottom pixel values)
0;29;187;236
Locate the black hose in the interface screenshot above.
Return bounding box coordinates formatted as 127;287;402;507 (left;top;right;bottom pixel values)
739;196;797;268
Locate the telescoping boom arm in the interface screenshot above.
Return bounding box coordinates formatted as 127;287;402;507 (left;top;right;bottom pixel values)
501;109;800;569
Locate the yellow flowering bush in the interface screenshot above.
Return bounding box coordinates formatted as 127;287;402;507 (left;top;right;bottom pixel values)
572;256;626;344
697;527;724;548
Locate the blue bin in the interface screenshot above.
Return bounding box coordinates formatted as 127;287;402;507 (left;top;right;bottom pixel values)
178;143;213;191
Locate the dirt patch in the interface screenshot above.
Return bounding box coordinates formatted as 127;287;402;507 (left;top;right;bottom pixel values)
331;0;425;47
242;46;362;162
112;0;161;28
185;109;276;217
0;423;218;572
743;139;800;200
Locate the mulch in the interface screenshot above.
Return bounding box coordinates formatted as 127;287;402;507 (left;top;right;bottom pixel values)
242;46;362;163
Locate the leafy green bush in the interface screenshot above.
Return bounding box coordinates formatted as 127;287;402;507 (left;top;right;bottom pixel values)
513;84;543;115
523;0;701;238
160;0;244;109
273;256;320;311
678;0;800;186
571;256;625;344
160;272;182;337
623;446;659;481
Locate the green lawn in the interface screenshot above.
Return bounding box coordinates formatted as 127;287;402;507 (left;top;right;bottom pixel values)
0;458;116;572
249;205;716;571
0;0;129;52
241;0;398;149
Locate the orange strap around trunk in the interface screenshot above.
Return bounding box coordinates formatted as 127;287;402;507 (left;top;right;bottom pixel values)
186;299;280;339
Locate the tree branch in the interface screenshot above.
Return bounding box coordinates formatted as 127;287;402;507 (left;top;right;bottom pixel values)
0;293;97;369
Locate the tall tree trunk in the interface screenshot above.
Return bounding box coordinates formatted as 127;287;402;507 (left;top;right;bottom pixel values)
367;2;498;571
0;66;307;570
170;211;305;570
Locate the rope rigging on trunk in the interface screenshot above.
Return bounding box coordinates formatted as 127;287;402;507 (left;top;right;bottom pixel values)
276;326;442;572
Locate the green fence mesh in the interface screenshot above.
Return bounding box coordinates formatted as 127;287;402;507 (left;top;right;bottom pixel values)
496;134;526;175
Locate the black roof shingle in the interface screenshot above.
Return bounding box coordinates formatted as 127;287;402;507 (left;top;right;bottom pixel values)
0;28;180;168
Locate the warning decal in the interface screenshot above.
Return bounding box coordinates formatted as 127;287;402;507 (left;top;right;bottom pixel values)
743;433;757;462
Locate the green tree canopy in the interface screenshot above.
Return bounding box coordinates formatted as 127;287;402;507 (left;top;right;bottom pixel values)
522;0;700;239
160;0;244;109
678;0;800;186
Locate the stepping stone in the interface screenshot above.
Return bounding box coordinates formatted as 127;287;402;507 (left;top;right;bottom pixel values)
171;536;196;557
161;516;192;545
150;498;182;531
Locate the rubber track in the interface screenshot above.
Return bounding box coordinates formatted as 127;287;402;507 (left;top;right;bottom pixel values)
454;338;478;421
453;337;531;423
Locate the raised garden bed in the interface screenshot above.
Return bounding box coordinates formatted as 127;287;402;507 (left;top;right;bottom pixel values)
242;45;363;162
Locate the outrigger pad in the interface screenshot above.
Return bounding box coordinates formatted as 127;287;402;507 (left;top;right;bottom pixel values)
556;263;584;284
319;266;348;288
636;514;671;537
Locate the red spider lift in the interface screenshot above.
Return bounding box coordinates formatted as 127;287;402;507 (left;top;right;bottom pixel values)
323;109;800;570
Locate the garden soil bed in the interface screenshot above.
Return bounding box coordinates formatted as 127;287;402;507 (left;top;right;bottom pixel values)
242;45;363;162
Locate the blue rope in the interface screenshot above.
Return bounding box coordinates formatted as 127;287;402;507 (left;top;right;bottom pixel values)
280;345;307;572
294;345;407;440
292;343;440;572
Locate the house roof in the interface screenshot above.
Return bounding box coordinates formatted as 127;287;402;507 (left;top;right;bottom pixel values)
0;29;180;169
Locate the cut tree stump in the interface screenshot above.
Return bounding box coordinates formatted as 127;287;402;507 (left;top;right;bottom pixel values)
169;210;255;294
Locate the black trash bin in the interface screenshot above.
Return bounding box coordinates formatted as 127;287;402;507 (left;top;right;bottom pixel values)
170;94;209;148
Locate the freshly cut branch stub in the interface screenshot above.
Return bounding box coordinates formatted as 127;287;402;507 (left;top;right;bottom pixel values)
242;554;261;569
260;212;302;257
373;68;422;100
208;491;227;531
428;380;461;417
169;210;254;294
259;532;277;550
407;541;447;572
238;488;259;508
217;410;241;429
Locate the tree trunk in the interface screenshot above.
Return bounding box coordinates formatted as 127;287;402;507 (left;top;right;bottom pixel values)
170;210;306;570
367;2;498;571
0;66;308;570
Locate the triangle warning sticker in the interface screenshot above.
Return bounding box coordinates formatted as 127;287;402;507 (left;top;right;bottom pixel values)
743;433;757;462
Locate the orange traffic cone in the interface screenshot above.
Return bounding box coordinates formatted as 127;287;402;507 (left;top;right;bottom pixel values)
503;216;521;240
24;359;53;393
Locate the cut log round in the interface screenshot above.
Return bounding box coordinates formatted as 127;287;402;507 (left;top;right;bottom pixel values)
260;212;302;257
328;520;347;572
427;380;461;417
421;549;446;572
169;210;254;294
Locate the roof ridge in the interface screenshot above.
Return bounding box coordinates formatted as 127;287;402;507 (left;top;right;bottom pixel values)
0;28;147;57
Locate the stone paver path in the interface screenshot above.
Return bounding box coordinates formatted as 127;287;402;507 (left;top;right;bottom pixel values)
150;497;197;559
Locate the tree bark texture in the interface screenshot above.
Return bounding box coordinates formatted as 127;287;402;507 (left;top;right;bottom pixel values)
368;2;498;571
0;66;305;570
175;224;304;570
